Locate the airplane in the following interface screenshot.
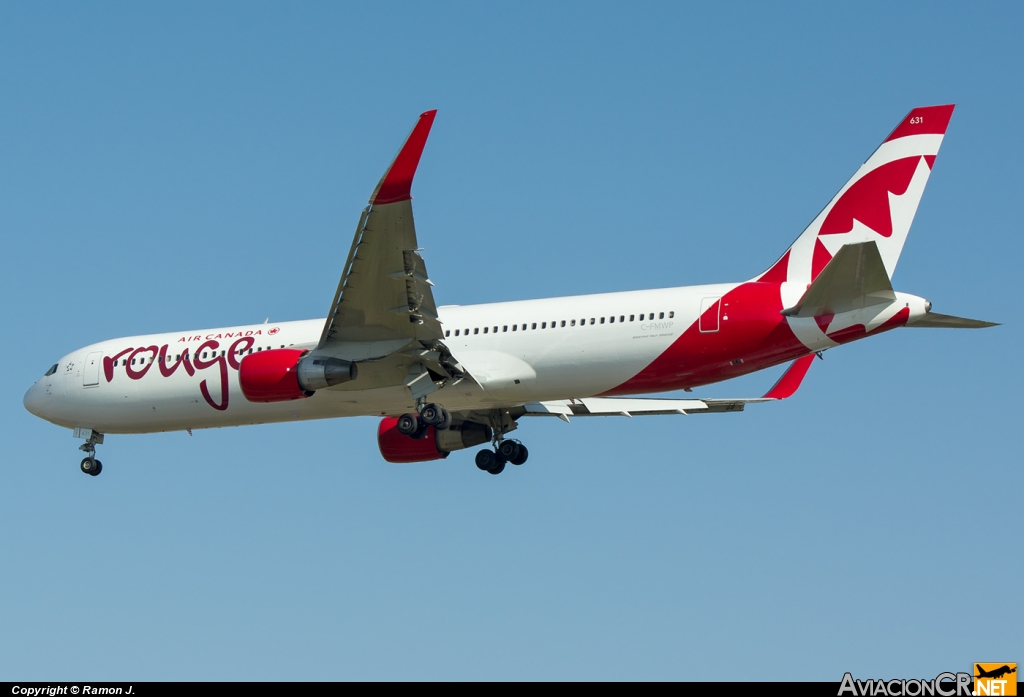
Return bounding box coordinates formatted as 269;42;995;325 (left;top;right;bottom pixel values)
23;105;997;477
976;665;1016;680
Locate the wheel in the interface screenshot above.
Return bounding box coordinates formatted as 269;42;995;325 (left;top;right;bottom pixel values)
475;449;498;471
80;457;98;475
412;422;430;440
420;403;443;426
396;413;419;436
498;440;520;462
487;461;505;475
436;408;452;431
509;444;528;466
92;461;103;476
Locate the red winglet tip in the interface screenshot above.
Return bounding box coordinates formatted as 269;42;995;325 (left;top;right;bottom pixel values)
370;110;438;205
763;354;815;400
884;104;955;142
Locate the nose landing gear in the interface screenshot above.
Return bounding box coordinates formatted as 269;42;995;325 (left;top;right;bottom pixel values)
80;457;103;476
75;428;104;477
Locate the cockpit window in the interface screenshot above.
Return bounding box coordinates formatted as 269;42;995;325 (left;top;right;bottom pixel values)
44;363;58;377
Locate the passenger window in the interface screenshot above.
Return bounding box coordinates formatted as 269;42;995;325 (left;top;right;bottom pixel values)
600;317;605;324
669;311;674;318
455;330;460;336
561;320;566;327
570;319;576;326
532;323;537;330
590;318;595;325
609;316;614;323
659;312;665;319
541;322;547;329
464;329;469;336
512;325;517;331
474;328;479;335
445;330;451;337
175;355;180;361
639;314;644;321
483;327;488;334
493;326;498;333
580;318;586;326
630;315;635;321
503;326;508;332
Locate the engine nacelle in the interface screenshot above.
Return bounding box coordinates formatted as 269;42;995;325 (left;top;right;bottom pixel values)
377;416;492;463
296;354;357;391
239;349;356;403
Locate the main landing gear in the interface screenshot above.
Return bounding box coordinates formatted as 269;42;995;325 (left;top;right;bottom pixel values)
475;440;529;475
396;402;453;439
75;428;104;477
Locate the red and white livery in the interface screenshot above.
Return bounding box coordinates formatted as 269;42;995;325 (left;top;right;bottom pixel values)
24;106;996;476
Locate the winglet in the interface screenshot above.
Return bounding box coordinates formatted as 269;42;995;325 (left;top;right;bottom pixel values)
762;354;815;400
370;110;438;205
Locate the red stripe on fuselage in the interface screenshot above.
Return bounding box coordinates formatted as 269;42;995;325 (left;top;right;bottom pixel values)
602;282;807;396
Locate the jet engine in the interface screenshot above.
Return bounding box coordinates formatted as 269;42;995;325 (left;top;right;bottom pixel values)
377;416;491;463
239;349;356;403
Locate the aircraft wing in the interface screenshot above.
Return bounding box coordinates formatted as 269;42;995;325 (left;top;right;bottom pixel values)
317;111;444;355
521;354;816;421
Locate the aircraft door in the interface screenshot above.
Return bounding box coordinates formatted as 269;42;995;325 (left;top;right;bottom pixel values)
699;297;721;333
84;351;102;386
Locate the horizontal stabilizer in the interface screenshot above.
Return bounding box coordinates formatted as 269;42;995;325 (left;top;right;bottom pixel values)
907;312;999;329
781;241;895;318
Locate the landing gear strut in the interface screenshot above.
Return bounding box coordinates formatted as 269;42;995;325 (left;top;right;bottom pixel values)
75;428;104;477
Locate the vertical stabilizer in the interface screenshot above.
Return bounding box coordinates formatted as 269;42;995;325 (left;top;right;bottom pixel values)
757;105;954;285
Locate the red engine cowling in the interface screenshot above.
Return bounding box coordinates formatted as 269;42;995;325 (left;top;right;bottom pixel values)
377;416;492;463
377;417;446;463
239;348;310;403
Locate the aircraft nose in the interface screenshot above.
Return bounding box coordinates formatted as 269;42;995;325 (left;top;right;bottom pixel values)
23;382;48;419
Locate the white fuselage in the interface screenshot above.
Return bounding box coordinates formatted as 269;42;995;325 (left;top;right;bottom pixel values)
23;281;929;435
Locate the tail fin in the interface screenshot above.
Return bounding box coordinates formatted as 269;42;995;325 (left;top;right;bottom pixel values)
757;105;955;285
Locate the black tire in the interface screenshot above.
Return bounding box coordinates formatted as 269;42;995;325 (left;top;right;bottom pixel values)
80;457;96;475
475;449;497;471
487;461;506;475
396;413;419;436
498;440;520;462
420;404;442;426
509;444;528;466
436;408;452;431
92;461;103;476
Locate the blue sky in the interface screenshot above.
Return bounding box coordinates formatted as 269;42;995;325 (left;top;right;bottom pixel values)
2;2;1021;680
